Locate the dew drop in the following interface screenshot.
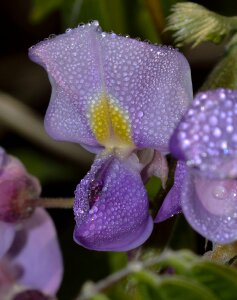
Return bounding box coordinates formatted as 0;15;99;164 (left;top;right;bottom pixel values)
138;111;144;118
212;186;227;200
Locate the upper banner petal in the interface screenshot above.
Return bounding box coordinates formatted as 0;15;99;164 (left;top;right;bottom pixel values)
181;169;237;244
29;22;192;152
170;89;237;178
100;34;192;152
73;154;153;251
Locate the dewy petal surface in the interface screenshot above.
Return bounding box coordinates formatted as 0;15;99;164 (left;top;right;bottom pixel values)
7;208;63;295
170;89;237;178
73;154;153;251
29;22;192;153
155;161;186;223
182;169;237;244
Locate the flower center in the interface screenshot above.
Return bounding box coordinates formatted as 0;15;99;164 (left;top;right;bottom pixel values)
90;94;135;153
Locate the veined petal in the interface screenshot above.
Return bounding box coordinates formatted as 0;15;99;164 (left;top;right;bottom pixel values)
29;22;192;153
7;208;63;295
155;161;186;223
100;33;192;152
181;169;237;244
29;23;103;150
73;154;153;251
170;89;237;178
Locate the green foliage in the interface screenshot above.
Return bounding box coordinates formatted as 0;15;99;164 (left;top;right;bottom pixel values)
30;0;63;23
146;176;162;202
79;250;237;300
200;45;237;90
166;2;237;47
29;0;161;42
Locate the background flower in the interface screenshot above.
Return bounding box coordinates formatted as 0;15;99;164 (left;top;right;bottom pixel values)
163;89;237;244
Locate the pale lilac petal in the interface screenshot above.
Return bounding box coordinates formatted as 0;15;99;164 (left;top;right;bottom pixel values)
0;222;15;258
141;151;169;188
7;208;63;295
29;23;102;149
101;34;192;152
170;89;237;178
155;161;186;223
29;22;192;153
73;154;153;251
181;170;237;244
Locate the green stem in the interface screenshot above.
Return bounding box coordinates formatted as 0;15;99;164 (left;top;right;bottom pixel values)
31;197;74;209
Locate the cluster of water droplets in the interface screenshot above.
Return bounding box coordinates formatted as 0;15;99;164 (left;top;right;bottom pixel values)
175;89;237;177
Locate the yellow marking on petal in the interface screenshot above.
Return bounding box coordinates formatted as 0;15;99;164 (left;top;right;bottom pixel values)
90;96;110;144
90;94;134;151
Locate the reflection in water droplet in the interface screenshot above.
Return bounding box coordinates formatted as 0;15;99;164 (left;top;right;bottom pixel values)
212;186;227;200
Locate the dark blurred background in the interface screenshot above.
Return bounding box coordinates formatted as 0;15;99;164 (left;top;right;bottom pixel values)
0;0;236;299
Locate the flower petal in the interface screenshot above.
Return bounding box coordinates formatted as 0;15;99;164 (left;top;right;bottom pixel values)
29;23;103;150
73;154;153;251
100;33;192;152
29;22;192;153
170;89;237;178
155;161;186;223
140;150;169;188
0;222;15;258
181;169;237;243
7;208;63;295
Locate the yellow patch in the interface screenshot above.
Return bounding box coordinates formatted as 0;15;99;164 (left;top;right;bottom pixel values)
90;94;134;150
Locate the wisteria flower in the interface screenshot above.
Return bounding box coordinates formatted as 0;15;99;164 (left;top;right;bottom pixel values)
0;148;63;297
29;21;193;251
156;89;237;244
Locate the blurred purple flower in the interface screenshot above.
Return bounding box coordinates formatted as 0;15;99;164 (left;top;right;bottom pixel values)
0;148;63;297
29;21;192;251
156;89;237;244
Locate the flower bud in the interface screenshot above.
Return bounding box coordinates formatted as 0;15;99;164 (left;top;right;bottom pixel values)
0;148;41;223
167;2;237;48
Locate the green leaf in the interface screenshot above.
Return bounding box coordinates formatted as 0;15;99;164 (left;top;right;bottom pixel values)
132;270;218;300
30;0;62;23
61;0;127;32
146;176;162;202
90;294;111;300
107;252;128;273
158;276;218;300
191;261;237;300
201;46;237;90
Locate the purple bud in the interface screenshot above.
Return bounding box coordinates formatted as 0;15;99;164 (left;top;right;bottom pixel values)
0;151;41;222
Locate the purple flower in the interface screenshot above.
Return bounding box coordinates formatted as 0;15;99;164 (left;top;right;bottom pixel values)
0;149;63;296
29;21;192;251
156;89;237;244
